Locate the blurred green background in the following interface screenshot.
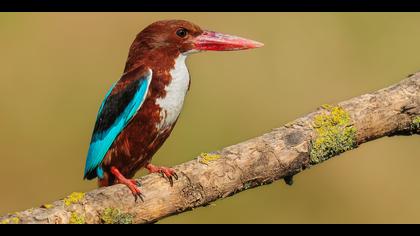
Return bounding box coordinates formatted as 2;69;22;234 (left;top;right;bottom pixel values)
0;13;419;223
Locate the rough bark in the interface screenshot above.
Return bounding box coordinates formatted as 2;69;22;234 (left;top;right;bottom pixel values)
1;73;419;224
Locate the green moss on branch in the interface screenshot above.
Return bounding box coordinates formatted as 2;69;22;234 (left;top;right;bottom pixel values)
309;104;357;165
63;192;85;206
411;116;420;132
69;212;85;224
100;208;133;224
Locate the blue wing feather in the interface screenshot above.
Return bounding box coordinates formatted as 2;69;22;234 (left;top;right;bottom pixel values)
84;69;152;179
97;82;116;117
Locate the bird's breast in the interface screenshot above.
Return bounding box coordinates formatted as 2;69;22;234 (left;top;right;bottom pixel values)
155;54;190;130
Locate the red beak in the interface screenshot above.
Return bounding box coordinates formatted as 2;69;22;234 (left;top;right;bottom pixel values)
193;30;264;51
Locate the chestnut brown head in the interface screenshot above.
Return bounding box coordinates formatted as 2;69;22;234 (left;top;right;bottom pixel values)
125;20;263;71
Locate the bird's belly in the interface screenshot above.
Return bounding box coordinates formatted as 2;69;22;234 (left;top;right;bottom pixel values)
155;54;190;130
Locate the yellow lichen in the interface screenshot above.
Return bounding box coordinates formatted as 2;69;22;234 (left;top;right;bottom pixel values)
310;105;357;164
0;219;9;224
42;204;53;209
69;212;85;224
0;217;20;224
63;192;85;206
199;152;222;165
412;116;420;131
100;208;133;224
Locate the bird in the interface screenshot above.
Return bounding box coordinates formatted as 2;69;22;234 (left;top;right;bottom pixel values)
83;19;263;201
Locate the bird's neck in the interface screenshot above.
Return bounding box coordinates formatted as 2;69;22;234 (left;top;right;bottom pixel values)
124;46;181;73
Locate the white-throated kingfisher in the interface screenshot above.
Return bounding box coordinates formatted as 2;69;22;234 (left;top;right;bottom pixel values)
83;20;263;201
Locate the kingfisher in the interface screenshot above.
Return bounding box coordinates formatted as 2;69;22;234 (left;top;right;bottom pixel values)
83;20;263;201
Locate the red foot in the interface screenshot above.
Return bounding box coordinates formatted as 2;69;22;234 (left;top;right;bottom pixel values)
146;163;178;186
129;179;141;186
111;166;144;202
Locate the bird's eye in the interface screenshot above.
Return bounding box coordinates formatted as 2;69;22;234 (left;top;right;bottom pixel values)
176;28;188;38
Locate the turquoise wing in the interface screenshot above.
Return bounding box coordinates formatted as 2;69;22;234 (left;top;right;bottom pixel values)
84;68;152;179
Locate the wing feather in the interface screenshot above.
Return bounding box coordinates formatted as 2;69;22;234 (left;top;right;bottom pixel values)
84;67;152;179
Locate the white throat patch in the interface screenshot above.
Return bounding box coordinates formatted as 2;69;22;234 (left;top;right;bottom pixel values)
155;54;190;130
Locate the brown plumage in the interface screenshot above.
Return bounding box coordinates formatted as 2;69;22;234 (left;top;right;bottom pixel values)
99;20;203;187
84;19;263;201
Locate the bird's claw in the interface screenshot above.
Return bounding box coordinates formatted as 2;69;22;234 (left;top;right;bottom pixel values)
111;167;145;203
129;179;142;187
168;175;174;187
147;164;178;186
173;172;178;180
124;179;144;202
162;169;178;186
134;192;146;203
130;184;145;203
159;170;175;186
167;172;178;186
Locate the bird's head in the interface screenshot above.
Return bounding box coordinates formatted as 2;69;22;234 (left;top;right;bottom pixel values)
126;20;263;70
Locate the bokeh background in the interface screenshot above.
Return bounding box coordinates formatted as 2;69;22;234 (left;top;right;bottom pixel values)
0;13;420;223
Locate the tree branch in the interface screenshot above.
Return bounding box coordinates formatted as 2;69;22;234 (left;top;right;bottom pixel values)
1;73;419;224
